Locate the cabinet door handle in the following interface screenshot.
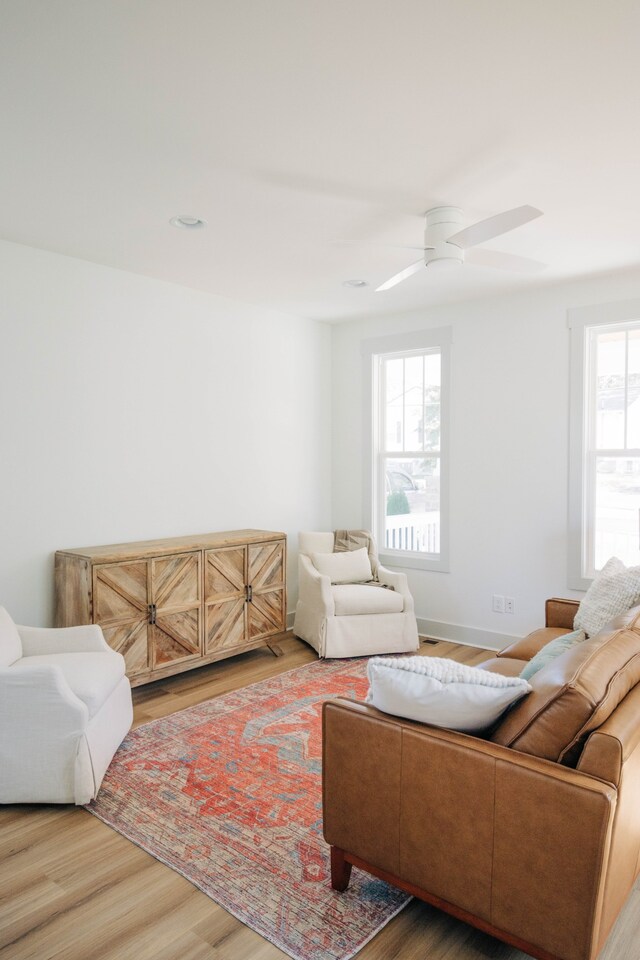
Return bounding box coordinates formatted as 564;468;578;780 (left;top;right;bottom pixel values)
148;603;157;625
246;585;253;603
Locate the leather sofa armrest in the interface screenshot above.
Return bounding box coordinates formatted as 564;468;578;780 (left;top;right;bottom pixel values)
496;626;571;660
496;598;580;660
323;698;617;960
546;597;580;629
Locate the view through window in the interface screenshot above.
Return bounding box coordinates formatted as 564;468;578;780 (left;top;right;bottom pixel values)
376;348;442;558
586;323;640;574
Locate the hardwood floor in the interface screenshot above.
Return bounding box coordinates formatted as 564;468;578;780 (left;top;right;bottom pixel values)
1;634;638;960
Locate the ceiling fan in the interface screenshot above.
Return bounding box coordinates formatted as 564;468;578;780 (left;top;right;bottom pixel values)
376;205;544;292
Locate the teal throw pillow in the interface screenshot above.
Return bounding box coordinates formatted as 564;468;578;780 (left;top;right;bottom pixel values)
519;629;586;681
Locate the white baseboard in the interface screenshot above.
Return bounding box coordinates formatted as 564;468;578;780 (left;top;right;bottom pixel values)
288;610;515;652
417;618;518;651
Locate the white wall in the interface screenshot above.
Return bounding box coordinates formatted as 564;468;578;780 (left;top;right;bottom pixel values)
7;236;640;649
332;268;640;649
0;240;332;625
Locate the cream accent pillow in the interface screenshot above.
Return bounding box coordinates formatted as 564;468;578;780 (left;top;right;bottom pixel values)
310;547;372;584
366;656;531;733
574;556;640;637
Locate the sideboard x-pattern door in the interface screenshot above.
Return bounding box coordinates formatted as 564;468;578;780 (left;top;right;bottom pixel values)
93;551;202;678
248;539;286;640
204;538;286;653
149;551;202;670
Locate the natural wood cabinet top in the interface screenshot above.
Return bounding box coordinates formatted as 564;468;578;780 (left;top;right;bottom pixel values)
56;529;286;563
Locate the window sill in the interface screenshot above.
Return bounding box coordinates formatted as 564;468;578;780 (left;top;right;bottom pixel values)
379;551;449;573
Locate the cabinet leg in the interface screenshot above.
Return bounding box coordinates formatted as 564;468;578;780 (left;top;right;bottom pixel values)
265;639;285;657
330;847;352;891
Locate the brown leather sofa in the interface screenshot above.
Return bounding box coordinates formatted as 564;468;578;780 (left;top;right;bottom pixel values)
322;598;640;960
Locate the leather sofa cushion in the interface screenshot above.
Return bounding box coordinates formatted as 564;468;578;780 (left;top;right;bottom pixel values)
332;584;404;616
491;607;640;764
577;682;640;786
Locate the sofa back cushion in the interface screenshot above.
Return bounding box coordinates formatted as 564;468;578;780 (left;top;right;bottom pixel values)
0;607;22;667
491;607;640;764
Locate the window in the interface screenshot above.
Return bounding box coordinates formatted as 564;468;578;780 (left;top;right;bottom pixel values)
363;328;450;571
569;302;640;587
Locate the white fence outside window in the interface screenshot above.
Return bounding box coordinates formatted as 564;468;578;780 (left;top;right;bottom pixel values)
385;512;440;554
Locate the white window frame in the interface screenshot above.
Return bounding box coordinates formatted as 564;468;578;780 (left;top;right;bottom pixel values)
568;299;640;589
362;327;451;572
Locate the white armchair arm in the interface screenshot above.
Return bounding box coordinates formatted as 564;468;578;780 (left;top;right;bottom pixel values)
18;623;111;657
298;555;335;616
0;664;90;804
0;663;88;731
377;564;415;610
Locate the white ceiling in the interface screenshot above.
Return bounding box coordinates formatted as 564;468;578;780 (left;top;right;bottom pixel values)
2;1;640;322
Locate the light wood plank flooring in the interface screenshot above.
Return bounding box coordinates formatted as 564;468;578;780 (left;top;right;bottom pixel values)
1;634;638;960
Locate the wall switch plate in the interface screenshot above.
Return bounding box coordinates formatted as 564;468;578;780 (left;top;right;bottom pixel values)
505;597;515;614
492;594;505;613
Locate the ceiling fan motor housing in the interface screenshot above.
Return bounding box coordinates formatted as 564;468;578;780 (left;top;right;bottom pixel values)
424;206;464;267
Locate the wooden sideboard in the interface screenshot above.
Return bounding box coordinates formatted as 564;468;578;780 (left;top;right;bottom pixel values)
55;529;287;686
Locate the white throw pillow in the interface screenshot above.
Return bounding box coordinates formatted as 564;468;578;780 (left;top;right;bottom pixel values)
366;656;531;733
310;547;372;584
574;556;640;637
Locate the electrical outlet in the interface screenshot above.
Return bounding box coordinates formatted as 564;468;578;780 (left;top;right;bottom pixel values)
505;597;515;615
492;594;505;614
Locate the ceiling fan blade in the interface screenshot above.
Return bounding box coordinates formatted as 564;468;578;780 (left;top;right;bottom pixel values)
465;248;547;274
446;205;543;249
376;259;425;292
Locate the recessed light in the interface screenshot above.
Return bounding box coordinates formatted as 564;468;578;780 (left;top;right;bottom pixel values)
342;279;368;288
169;215;207;229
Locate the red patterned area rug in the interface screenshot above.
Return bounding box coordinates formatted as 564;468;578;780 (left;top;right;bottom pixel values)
87;658;410;960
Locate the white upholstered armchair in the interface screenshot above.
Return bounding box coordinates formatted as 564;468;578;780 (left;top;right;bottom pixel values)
293;531;419;658
0;607;133;804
